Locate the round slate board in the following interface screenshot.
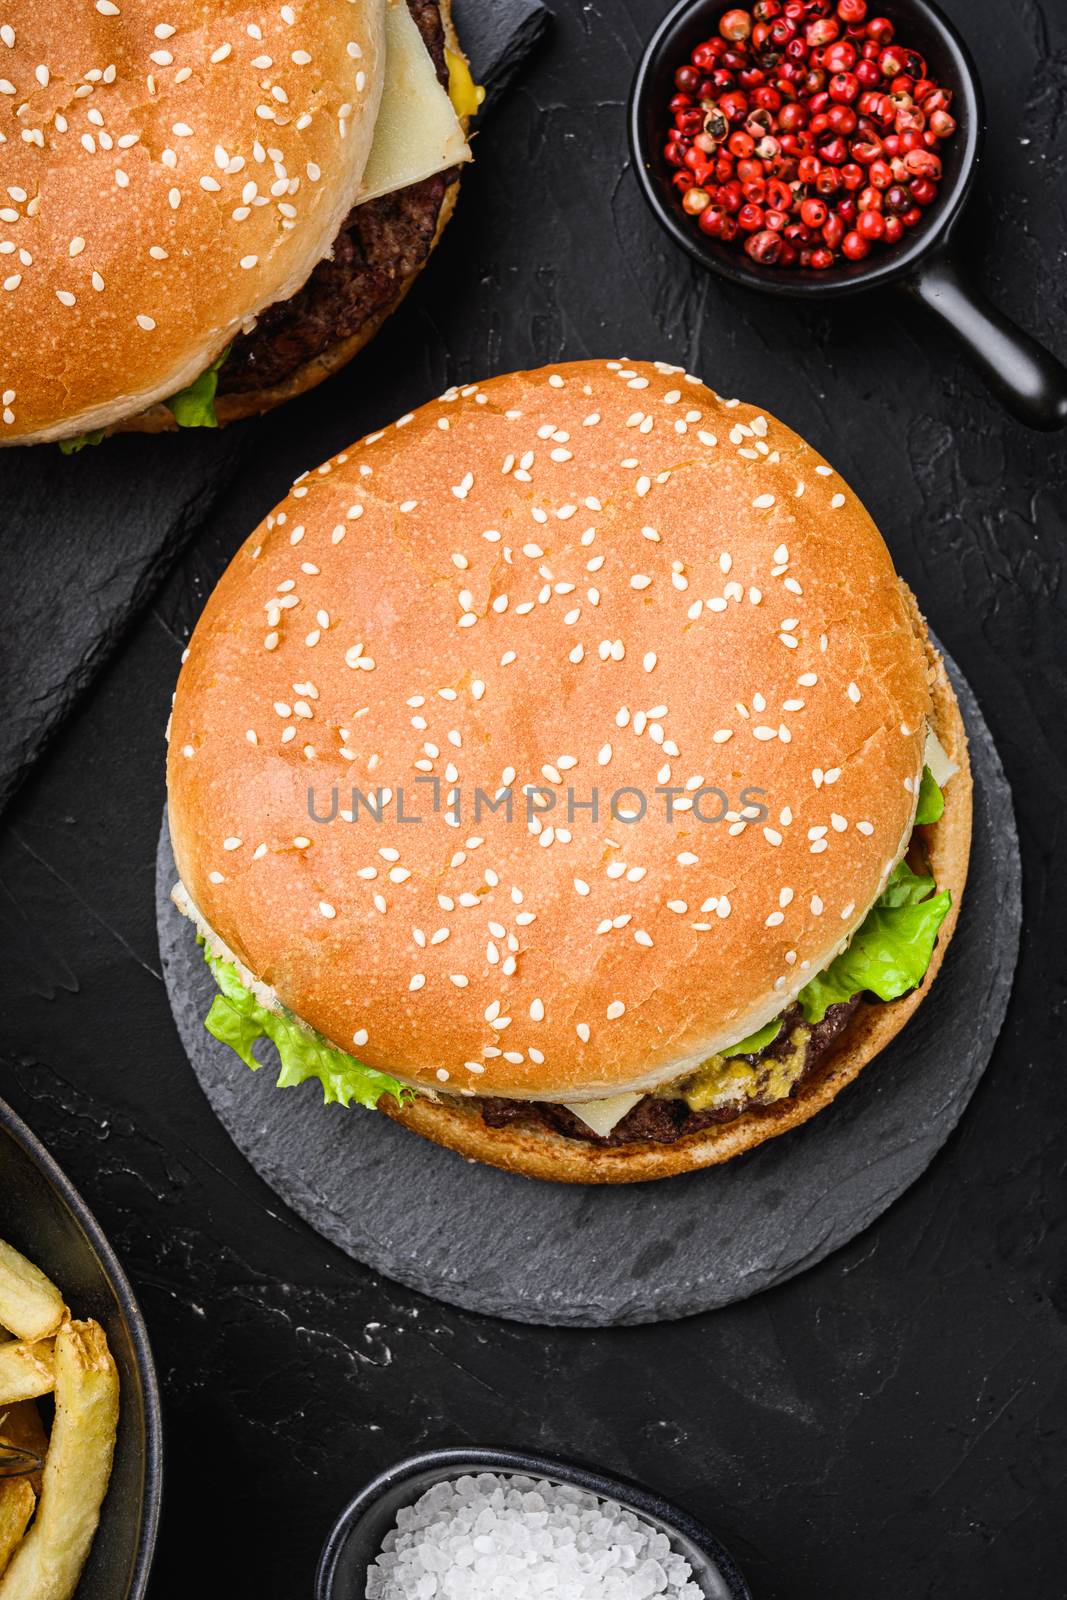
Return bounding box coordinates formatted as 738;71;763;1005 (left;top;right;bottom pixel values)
156;652;1020;1327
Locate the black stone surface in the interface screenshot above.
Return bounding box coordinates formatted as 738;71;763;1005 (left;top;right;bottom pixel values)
0;431;244;816
0;0;548;819
1;0;1065;1594
155;657;1020;1327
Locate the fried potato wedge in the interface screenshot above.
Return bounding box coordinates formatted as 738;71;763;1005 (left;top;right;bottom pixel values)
0;1245;64;1345
0;1321;119;1600
0;1481;34;1583
0;1343;55;1408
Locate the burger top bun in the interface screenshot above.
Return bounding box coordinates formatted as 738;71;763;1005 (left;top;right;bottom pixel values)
0;0;386;445
168;359;933;1103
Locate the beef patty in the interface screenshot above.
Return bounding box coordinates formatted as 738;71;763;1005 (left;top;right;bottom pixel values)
478;997;862;1146
220;0;453;395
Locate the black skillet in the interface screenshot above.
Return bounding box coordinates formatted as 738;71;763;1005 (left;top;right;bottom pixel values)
630;0;1067;430
0;1095;162;1600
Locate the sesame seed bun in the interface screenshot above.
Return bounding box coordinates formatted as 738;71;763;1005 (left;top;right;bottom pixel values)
381;631;971;1181
113;0;467;434
167;358;970;1185
1;0;388;444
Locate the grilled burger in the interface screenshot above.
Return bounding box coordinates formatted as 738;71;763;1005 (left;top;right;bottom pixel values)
0;0;476;446
166;358;972;1184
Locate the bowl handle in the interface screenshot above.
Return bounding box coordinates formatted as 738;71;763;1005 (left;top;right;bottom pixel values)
907;251;1067;431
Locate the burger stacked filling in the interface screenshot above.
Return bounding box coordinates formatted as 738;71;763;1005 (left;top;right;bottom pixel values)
219;0;458;398
196;764;952;1148
479;997;864;1146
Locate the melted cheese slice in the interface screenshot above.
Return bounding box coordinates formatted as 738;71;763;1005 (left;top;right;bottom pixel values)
924;728;959;787
561;1093;643;1139
359;0;472;206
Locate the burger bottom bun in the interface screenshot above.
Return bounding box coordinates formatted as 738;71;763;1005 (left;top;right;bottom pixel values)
118;178;459;434
382;614;973;1184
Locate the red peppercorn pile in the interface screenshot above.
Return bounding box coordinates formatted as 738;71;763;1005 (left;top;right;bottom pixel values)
663;1;958;271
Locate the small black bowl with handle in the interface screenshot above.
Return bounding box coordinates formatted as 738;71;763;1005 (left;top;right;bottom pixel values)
0;1094;162;1600
315;1444;752;1599
630;0;1067;430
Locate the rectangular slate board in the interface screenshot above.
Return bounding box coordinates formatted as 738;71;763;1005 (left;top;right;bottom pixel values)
0;0;549;818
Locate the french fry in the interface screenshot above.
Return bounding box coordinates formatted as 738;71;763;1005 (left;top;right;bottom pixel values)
0;1481;34;1583
0;1342;55;1408
0;1243;64;1344
0;1320;119;1600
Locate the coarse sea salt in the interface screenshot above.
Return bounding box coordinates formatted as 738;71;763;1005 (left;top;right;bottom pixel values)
365;1472;705;1599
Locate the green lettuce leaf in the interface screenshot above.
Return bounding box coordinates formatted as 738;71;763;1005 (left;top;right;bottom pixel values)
166;346;230;429
202;944;411;1111
721;1018;783;1059
798;860;951;1024
59;429;105;455
59;346;231;452
915;765;945;825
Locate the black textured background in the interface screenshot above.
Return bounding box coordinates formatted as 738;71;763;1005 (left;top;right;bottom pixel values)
1;1;1065;1595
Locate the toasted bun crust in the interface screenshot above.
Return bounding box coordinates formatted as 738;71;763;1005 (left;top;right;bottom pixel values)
119;174;460;433
169;358;938;1109
381;630;972;1180
0;0;387;445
